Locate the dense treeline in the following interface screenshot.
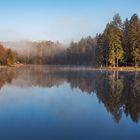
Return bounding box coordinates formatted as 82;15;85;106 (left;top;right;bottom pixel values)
17;41;65;65
0;44;17;65
67;13;140;67
2;41;66;65
96;13;140;67
1;13;140;67
66;37;97;65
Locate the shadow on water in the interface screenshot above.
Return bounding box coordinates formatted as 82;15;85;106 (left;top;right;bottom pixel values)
0;65;140;123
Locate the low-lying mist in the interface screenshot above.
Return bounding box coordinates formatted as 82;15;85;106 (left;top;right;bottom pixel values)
1;41;66;64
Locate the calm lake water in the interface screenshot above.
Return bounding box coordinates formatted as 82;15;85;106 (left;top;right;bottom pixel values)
0;65;140;140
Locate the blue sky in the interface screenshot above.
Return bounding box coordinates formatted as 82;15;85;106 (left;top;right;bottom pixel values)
0;0;140;43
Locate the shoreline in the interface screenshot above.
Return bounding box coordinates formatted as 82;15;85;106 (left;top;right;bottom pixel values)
0;64;24;69
29;65;140;72
0;64;140;72
96;66;140;72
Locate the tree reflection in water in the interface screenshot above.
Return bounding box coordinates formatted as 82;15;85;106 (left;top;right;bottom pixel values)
0;65;140;123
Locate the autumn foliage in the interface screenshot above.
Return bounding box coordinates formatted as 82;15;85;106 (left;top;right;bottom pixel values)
0;44;16;65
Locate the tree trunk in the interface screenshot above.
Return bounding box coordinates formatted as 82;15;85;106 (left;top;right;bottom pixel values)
116;49;118;67
114;51;116;68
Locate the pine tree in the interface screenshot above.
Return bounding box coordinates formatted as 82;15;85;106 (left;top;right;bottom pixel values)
96;34;104;67
108;14;124;67
123;18;130;65
102;23;110;67
128;14;140;66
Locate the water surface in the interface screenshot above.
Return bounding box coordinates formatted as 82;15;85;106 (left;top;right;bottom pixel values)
0;65;140;140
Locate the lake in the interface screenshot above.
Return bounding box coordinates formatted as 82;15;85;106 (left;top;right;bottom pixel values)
0;65;140;140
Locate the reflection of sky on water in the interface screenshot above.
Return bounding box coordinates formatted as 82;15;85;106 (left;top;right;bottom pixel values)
0;66;140;140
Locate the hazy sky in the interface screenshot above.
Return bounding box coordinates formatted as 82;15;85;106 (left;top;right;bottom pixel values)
0;0;140;43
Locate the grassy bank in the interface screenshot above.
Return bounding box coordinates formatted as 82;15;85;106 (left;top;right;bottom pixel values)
98;66;140;71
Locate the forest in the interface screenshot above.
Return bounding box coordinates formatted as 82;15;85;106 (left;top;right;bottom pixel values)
0;13;140;67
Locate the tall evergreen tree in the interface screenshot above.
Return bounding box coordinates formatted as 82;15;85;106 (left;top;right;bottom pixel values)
102;23;110;67
108;14;124;67
96;34;104;67
128;14;140;66
123;18;130;65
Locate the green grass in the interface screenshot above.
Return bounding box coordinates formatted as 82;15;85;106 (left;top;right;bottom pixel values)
99;66;140;71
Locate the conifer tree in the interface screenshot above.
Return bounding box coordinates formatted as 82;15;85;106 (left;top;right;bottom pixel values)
123;18;130;65
108;14;124;67
128;14;140;66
